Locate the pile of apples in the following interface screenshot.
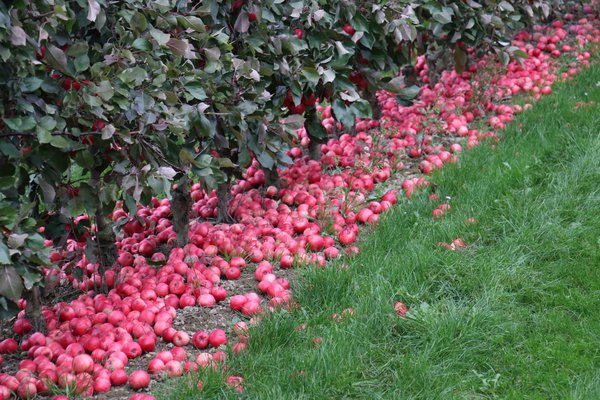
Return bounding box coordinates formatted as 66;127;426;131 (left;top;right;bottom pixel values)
1;7;599;400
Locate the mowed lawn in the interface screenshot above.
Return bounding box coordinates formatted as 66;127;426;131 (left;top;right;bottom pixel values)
161;62;600;399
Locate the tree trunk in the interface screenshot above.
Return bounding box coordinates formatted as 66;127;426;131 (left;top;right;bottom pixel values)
308;138;323;161
92;167;117;293
305;107;325;160
171;179;191;247
24;286;45;334
368;89;382;121
426;48;453;88
263;167;280;188
95;209;117;293
216;182;233;223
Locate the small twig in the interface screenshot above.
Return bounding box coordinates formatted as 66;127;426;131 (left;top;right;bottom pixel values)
0;129;140;138
21;11;54;22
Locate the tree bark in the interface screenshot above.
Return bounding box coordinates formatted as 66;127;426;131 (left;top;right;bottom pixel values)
308;138;323;161
263;167;280;188
92;167;117;293
216;182;233;223
367;89;382;121
426;48;453;88
24;286;46;334
171;178;191;247
305;107;325;160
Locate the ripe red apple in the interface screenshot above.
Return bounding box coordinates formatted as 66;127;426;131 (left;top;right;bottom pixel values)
339;229;356;245
208;329;227;348
342;24;356;35
165;360;183;378
138;334;156;353
280;254;294;269
94;377;111;393
198;294;216;308
110;369;128;386
0;339;18;354
16;381;37;399
147;358;165;375
229;295;247;311
225;267;241;280
241;301;261;316
91;119;106;132
172;331;190;347
128;370;150;389
192;331;210;349
73;354;94;374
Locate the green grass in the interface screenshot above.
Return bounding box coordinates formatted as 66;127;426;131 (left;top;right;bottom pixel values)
159;64;600;399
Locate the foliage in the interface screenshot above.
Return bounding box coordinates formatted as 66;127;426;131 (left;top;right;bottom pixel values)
0;0;565;320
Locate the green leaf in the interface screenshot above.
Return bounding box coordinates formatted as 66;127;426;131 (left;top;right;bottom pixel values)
74;54;90;72
465;0;482;8
131;12;148;34
74;151;94;169
132;38;152;51
50;136;71;149
20;77;43;93
322;69;336;84
123;194;137;215
512;49;529;59
433;8;454;24
255;151;274;169
0;207;17;227
397;85;421;101
351;14;369;32
237;101;257;115
66;42;89;57
25;234;46;251
39;180;56;204
10;26;27;46
119;67;148;86
21;269;42;290
498;1;514;12
0;297;19;320
179;149;199;166
87;0;101;22
301;67;320;84
185;82;207;100
36;128;52;144
0;241;11;264
7;233;27;248
84;238;97;265
45;45;68;73
167;38;189;57
497;50;510;66
149;27;170;46
305;118;328;140
217;158;236;168
95;81;114;101
39;116;57;131
4;117;36;132
0;266;23;302
0;141;20;158
204;47;221;61
178;16;205;32
283;115;305;130
349;100;372;119
101;124;115;140
332;99;355;127
234;11;250;33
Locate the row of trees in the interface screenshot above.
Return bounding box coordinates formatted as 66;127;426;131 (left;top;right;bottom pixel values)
0;0;569;327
